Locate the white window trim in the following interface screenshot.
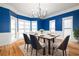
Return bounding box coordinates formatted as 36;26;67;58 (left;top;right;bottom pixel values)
62;16;73;40
49;20;55;32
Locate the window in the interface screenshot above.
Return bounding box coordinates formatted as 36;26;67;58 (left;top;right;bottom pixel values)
18;19;25;39
11;16;17;42
63;16;73;39
31;21;37;32
63;18;72;28
50;20;55;32
24;20;30;33
18;19;31;39
11;17;37;39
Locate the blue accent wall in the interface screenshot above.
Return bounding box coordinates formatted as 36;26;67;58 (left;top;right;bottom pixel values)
73;10;79;30
41;20;49;30
0;7;10;32
46;9;79;31
55;17;62;31
0;7;79;32
37;19;49;30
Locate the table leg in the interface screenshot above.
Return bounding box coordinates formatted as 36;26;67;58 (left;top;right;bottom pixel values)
53;38;54;43
48;40;51;55
52;38;55;55
43;38;45;55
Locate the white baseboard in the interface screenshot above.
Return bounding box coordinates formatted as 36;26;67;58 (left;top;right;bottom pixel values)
0;32;24;46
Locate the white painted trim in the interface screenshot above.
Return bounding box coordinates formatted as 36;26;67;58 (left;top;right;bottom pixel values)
0;32;11;46
0;4;26;17
0;4;79;19
0;4;18;13
46;5;79;18
49;20;55;32
0;32;20;46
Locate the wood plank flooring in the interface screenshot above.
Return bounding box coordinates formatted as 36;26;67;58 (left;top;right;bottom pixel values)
0;40;24;56
68;41;79;56
0;39;79;56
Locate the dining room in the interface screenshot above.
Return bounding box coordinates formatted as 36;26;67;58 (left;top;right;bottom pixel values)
0;3;79;56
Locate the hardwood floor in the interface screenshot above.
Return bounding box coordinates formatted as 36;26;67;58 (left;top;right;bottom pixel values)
0;39;79;56
68;41;79;56
0;40;24;56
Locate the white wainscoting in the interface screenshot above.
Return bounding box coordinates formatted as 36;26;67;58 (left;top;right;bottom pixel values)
0;32;11;46
0;32;19;46
0;31;77;46
55;31;77;42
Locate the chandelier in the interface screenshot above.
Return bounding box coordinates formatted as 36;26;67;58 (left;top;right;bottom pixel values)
32;3;47;19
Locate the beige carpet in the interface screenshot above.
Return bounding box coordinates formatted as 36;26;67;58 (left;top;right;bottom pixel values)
19;39;69;56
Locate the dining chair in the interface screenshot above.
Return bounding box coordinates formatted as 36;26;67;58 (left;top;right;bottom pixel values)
30;34;46;56
53;35;70;56
23;33;31;52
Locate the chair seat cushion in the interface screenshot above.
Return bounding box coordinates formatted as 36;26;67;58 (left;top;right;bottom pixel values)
53;41;62;49
39;42;46;48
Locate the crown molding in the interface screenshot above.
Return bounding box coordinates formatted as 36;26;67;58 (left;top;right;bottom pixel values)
46;5;79;18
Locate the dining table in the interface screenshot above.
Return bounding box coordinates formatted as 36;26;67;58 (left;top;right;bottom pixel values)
31;32;60;55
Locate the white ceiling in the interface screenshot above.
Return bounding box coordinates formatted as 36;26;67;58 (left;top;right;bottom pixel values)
0;3;79;18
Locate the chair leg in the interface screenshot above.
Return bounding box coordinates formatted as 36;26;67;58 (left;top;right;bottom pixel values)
52;47;55;55
63;50;64;56
24;44;26;49
43;48;45;55
36;50;38;56
27;44;28;52
43;39;46;55
31;47;33;55
65;50;67;56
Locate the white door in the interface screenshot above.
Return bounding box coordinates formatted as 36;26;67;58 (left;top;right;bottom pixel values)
63;16;73;39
